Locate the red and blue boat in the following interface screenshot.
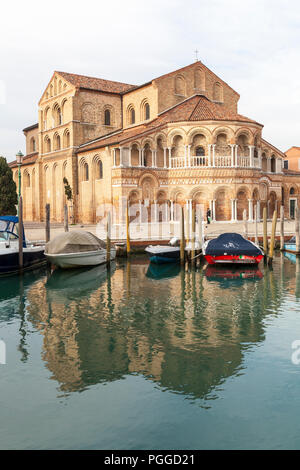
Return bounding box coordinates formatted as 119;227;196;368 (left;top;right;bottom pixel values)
203;233;264;265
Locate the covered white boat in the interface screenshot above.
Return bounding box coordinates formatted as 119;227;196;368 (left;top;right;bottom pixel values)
45;231;116;269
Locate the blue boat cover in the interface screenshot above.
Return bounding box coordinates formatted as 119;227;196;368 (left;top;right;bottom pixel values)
206;233;262;256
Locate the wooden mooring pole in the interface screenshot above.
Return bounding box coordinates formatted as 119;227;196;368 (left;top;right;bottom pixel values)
18;196;23;273
64;204;69;232
268;210;277;267
280;205;284;251
255;205;258;245
243;209;248;239
45;203;50;243
106;211;111;267
180;206;185;266
263;207;268;261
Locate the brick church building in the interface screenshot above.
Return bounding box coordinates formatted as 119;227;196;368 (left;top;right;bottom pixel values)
10;61;300;223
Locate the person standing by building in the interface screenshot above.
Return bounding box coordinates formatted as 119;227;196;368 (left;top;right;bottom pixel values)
206;208;211;224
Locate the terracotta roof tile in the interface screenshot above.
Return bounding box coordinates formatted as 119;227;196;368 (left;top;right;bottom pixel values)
9;152;38;168
56;71;135;94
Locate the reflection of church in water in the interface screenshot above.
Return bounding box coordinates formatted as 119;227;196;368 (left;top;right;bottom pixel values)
21;257;297;399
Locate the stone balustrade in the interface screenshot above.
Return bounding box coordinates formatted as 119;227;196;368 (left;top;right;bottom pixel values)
111;145;283;173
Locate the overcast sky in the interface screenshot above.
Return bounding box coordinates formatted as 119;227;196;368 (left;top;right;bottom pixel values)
1;0;299;161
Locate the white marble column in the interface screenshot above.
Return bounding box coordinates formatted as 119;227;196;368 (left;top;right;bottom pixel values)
188;145;191;167
168;147;172;169
153;200;158;223
184;145;187;167
119;147;123;167
113;148;116;167
165;202;169;222
138;148;142;166
151;150;155;167
234;199;237;221
249;145;255;167
248;199;253;222
170;200;174;221
141;149;145;167
235;145;238;167
257;200;261;221
212;199;216;221
208;144;212;167
258;148;262;169
128;147;132;167
231;199;235;222
188;199;193;223
267;157;271;173
212;144;216;167
163;148;167;168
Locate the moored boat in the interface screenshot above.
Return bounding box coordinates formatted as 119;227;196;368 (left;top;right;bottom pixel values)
145;237;180;264
283;236;299;254
202;233;264;265
145;237;202;264
45;230;116;269
0;216;46;275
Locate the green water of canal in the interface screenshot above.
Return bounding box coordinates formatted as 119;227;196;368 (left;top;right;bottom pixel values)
0;254;300;449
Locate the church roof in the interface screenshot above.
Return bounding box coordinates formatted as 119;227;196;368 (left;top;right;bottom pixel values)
9;152;38;168
77;94;261;153
156;94;257;124
56;71;135;94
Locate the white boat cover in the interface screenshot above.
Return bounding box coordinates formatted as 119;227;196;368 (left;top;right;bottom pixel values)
45;231;106;254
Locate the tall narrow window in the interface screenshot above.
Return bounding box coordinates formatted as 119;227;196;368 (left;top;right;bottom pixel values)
104;109;111;126
84;163;89;181
30;137;36;153
98;160;103;179
45;136;51;153
145;103;150;120
131;108;135;124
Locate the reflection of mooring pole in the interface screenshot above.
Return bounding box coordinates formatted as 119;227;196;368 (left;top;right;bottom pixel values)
296;208;300;254
19;196;23;273
126;201;130;257
180;206;185;266
18;276;28;362
280;205;284;251
263;207;268;262
191;206;196;268
106;211;111;267
268;210;277;267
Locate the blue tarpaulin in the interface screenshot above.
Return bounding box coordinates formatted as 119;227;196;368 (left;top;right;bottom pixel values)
205;233;262;256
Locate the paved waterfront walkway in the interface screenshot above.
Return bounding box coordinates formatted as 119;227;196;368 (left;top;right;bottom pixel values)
24;219;297;242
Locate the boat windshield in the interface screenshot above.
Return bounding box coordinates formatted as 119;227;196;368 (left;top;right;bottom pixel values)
0;219;19;240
